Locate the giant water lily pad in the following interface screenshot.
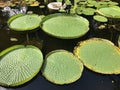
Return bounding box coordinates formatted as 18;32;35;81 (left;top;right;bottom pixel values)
41;13;89;39
74;38;120;74
97;6;120;18
0;45;43;86
42;50;83;85
8;14;42;31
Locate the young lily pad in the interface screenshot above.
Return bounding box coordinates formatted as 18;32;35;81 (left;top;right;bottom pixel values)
42;50;83;85
41;13;89;39
74;38;120;74
97;6;120;18
87;0;97;6
81;8;95;15
8;14;42;31
0;45;43;86
93;15;108;22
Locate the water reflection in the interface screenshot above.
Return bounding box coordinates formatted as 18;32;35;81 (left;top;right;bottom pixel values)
0;86;11;90
1;5;27;17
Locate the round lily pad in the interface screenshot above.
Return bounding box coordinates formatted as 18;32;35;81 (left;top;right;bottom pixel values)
0;45;43;86
74;38;120;74
82;8;95;15
93;15;108;22
97;6;120;18
42;50;83;85
41;13;89;39
8;14;42;31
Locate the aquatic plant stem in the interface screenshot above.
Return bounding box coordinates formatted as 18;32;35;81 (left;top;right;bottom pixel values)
26;33;30;44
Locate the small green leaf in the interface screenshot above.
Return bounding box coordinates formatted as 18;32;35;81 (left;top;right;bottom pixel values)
76;8;82;15
95;3;108;9
87;0;97;6
65;0;72;5
98;25;106;29
82;8;95;15
93;15;108;22
78;1;86;5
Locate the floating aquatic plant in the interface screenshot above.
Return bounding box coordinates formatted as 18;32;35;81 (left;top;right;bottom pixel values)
97;6;120;19
74;38;120;74
93;15;108;22
57;0;119;15
8;14;42;31
40;13;89;39
56;0;119;24
0;45;43;86
42;50;83;85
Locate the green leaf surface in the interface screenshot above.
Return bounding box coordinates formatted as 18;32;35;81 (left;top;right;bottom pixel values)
108;1;119;6
8;14;42;31
82;8;95;15
97;6;120;18
7;14;24;25
41;13;89;39
0;45;24;57
93;15;108;22
0;45;43;86
87;0;97;6
42;50;83;85
74;38;120;74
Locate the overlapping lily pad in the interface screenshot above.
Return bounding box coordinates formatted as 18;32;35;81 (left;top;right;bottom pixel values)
42;50;83;85
8;14;42;31
74;38;120;74
0;45;43;86
41;13;89;39
97;6;120;18
77;7;95;15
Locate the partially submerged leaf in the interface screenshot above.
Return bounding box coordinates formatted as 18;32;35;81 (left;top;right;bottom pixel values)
42;50;83;85
0;45;43;86
41;13;89;39
74;38;120;74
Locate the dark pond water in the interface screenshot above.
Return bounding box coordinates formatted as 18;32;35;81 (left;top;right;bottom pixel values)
1;1;120;90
